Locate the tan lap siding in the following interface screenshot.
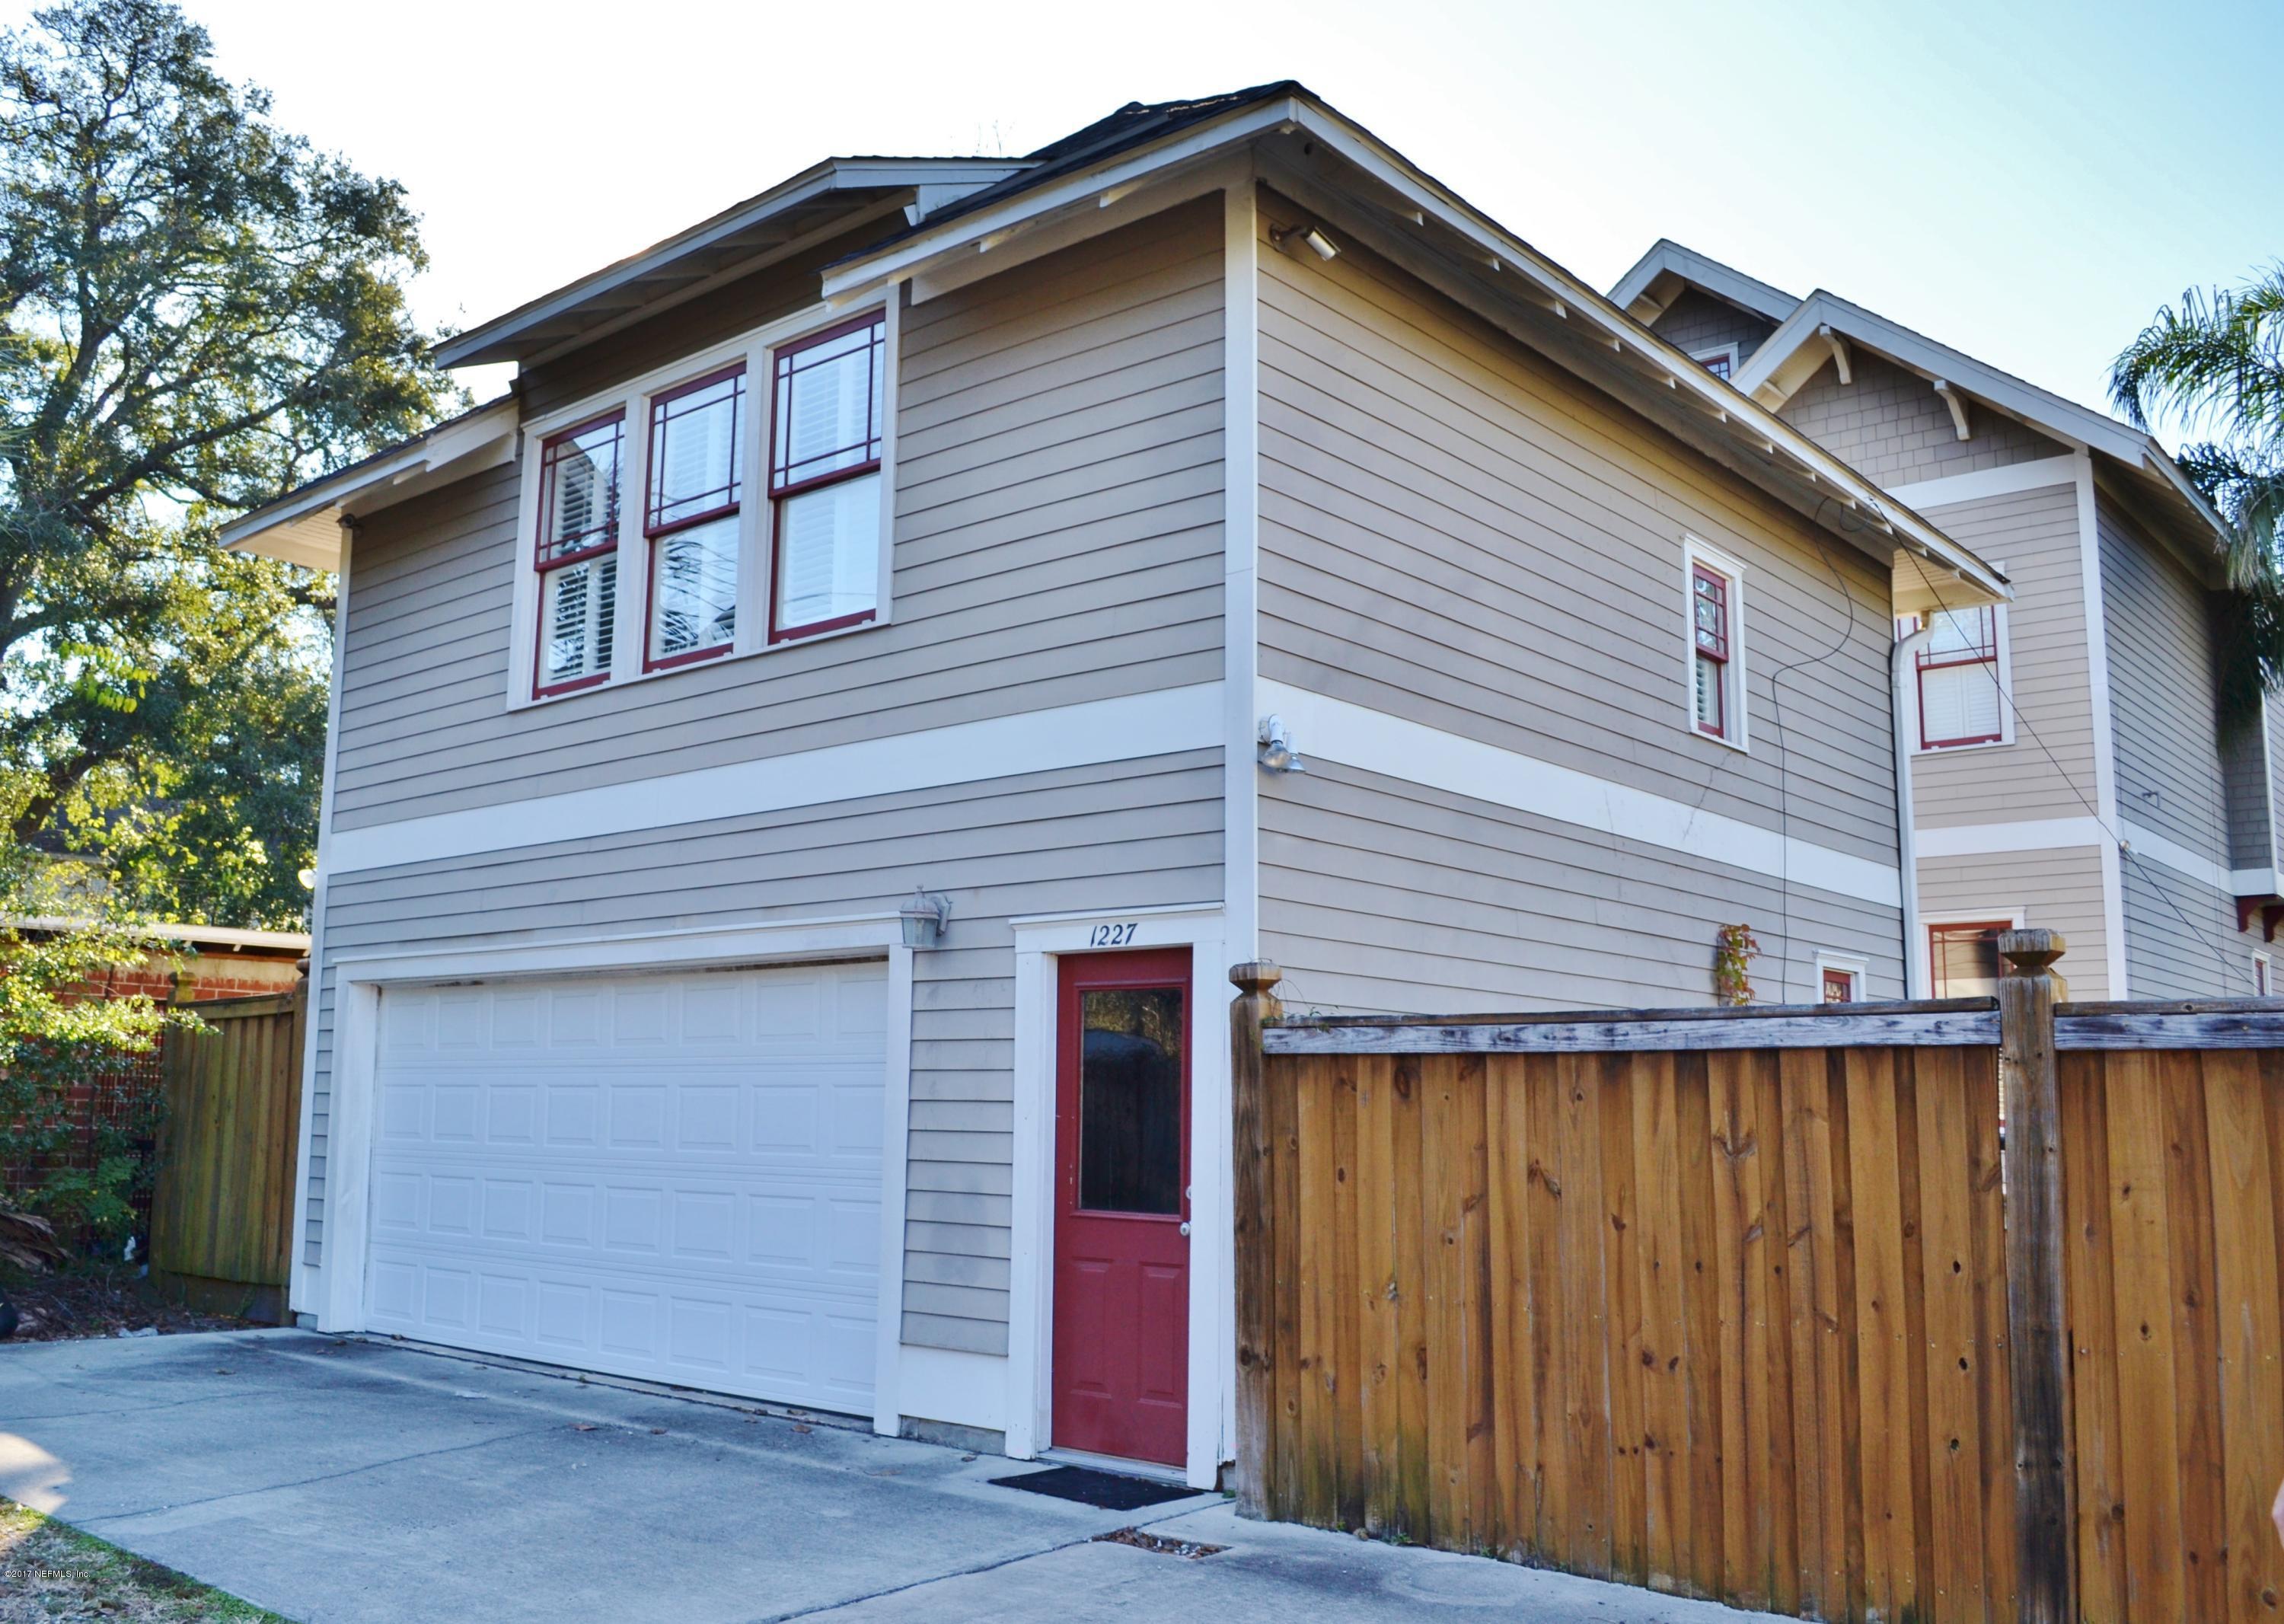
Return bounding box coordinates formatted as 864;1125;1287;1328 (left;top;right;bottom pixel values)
1909;481;2093;825
1917;846;2111;1000
305;750;1225;1357
330;196;1225;831
1262;761;1903;1013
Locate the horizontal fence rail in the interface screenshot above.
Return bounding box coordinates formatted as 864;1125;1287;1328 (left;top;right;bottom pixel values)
1230;935;2284;1624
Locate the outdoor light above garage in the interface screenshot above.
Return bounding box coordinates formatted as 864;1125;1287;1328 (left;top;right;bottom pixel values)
899;888;952;948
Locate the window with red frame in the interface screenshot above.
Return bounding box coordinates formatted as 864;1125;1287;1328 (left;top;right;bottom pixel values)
534;413;624;697
1691;563;1731;738
770;313;885;642
646;365;744;669
1698;349;1734;380
1917;605;2003;748
1928;921;2010;998
1821;965;1859;1003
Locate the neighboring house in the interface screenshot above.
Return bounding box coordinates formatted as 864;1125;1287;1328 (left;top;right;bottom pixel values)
222;85;2003;1487
1616;241;2267;1003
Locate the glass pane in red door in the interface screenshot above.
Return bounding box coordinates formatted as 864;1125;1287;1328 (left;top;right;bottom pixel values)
1077;988;1184;1214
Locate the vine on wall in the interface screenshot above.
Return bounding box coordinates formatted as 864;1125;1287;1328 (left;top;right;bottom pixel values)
1714;923;1762;1007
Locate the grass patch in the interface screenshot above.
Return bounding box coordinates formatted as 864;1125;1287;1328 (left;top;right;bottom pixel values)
2;1498;291;1622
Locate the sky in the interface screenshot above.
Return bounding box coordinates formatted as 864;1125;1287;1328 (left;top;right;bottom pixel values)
22;0;2275;435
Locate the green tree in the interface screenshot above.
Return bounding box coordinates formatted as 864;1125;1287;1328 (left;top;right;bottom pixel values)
2112;266;2284;714
0;0;455;926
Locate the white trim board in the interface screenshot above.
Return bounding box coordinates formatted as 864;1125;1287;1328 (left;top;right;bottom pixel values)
1884;455;2081;512
325;682;1223;875
2120;820;2232;895
1258;680;1901;907
1915;817;2107;858
1222;174;1262;967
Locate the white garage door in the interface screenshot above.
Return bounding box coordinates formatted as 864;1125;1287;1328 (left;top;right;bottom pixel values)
364;961;888;1415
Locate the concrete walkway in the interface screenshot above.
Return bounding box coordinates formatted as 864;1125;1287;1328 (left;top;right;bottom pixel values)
0;1329;1782;1623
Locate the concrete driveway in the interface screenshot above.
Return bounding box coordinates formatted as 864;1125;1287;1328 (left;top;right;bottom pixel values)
1;1329;1779;1623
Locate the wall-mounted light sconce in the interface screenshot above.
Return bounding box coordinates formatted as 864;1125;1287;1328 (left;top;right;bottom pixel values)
1257;715;1307;774
899;887;952;948
1268;222;1339;263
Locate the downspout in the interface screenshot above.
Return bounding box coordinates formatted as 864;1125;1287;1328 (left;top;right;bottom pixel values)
1892;626;1934;997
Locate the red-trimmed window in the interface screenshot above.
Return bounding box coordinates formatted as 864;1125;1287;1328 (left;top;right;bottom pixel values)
2257;954;2272;997
646;365;745;669
1699;349;1734;381
1821;965;1860;1003
1929;921;2010;998
769;312;885;642
533;413;624;697
1917;605;2003;748
1691;563;1731;738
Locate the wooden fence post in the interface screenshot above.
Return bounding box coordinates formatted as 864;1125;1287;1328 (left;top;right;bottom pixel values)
1230;959;1284;1519
1997;928;2074;1624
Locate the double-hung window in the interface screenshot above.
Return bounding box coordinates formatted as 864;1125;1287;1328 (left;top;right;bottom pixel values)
646;365;745;669
1916;605;2004;748
1691;563;1733;739
769;312;886;641
1928;920;2010;998
534;413;624;697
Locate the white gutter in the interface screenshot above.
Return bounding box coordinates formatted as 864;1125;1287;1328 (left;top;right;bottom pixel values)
1893;626;1935;997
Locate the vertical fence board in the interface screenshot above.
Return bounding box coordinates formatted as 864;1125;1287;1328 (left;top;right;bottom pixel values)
1845;1045;1919;1624
1421;1054;1466;1547
2104;1049;2189;1623
1391;1053;1432;1539
1558;1052;1614;1576
1296;1053;1337;1529
1915;1045;1991;1624
2162;1055;2227;1624
1778;1047;1848;1619
1329;1058;1365;1533
1456;1055;1496;1552
1484;1054;1531;1555
1630;1053;1690;1591
1598;1055;1648;1587
1675;1054;1728;1598
1966;1044;2018;1622
2061;1050;2129;1624
1354;1053;1400;1538
2206;1050;2284;1624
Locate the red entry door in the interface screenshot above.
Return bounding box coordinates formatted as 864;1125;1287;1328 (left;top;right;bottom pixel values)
1051;947;1191;1466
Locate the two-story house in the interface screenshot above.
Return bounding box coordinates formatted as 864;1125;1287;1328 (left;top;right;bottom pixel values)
1615;241;2271;1004
223;85;2004;1488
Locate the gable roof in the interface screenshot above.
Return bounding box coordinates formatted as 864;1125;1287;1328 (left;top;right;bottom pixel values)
1616;242;2231;569
816;84;2007;604
1610;238;1798;328
233;87;2009;606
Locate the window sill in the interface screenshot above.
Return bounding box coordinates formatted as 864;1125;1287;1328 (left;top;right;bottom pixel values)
507;608;889;712
1913;735;2011;758
1692;725;1750;756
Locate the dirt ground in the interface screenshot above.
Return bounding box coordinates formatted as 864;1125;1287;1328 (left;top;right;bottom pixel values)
1;1500;289;1622
0;1268;247;1343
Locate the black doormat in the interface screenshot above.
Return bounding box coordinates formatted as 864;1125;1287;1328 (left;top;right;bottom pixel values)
987;1463;1197;1511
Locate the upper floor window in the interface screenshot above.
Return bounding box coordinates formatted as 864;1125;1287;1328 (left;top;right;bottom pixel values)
1683;538;1747;749
1692;343;1739;381
770;313;886;642
1916;605;2005;749
512;302;894;707
534;413;623;697
646;365;745;670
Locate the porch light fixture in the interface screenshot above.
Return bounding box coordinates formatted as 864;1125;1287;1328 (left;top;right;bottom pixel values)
1268;222;1338;263
1257;715;1307;774
899;887;952;948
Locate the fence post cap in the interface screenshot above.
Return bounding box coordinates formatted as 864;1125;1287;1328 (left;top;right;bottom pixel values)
1229;960;1284;994
1997;929;2066;972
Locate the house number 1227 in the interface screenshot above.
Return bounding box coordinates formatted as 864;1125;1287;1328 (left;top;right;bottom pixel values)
1088;922;1139;946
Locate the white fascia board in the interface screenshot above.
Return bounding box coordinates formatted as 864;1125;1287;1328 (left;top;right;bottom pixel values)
820;100;1305;306
1608;238;1799;326
222;398;519;567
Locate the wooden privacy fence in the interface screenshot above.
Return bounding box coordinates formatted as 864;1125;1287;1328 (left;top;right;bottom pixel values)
150;984;306;1322
1229;934;2284;1624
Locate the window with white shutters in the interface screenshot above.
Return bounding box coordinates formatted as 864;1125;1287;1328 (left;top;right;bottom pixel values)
534;413;623;697
769;314;885;642
1916;605;2004;748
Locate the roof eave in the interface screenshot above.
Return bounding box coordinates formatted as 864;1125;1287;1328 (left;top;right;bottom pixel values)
1608;239;1800;327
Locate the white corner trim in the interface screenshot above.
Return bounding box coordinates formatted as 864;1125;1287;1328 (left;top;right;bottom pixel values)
1681;534;1750;755
326;682;1224;875
2119;818;2233;895
1258;680;1901;908
2073;451;2130;998
1223;171;1262;968
1884;455;2081;512
1004;906;1231;1489
289;522;352;1321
